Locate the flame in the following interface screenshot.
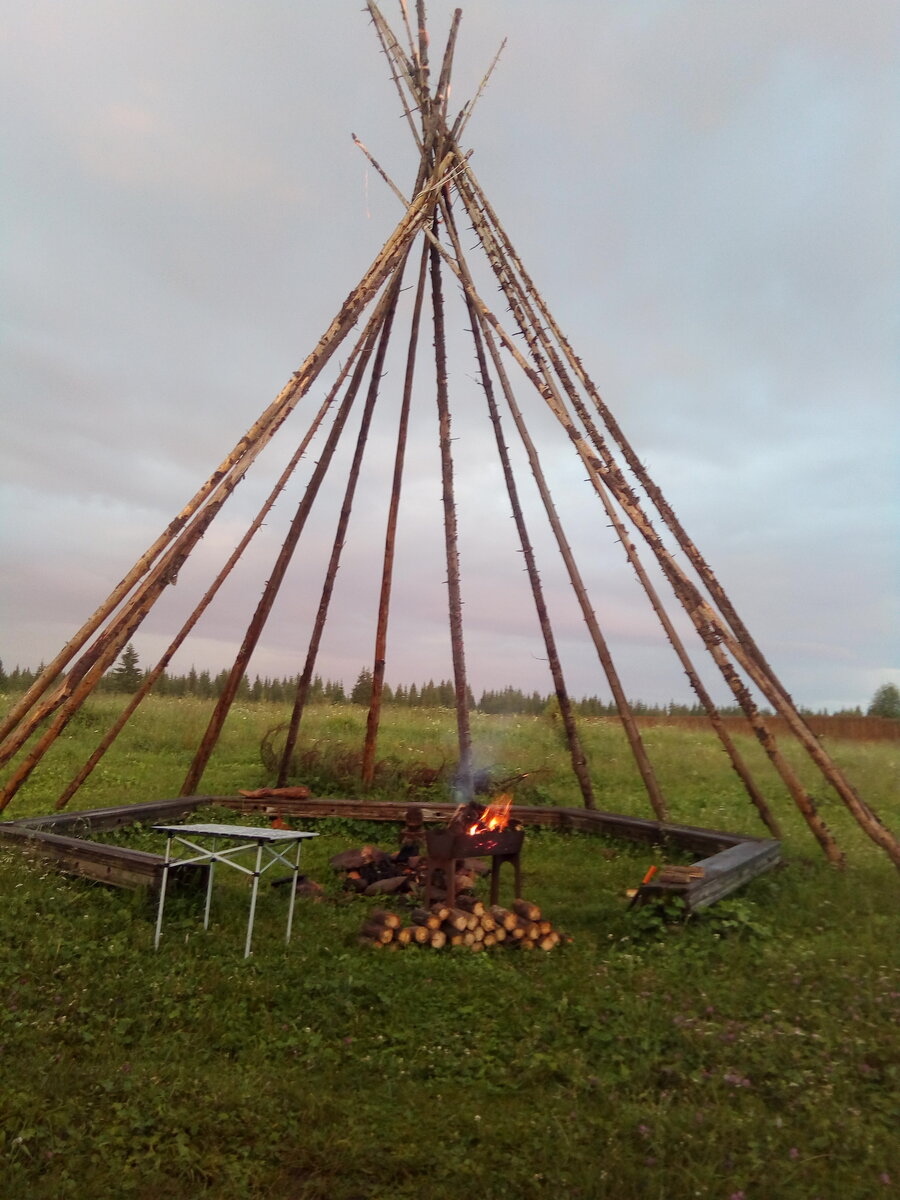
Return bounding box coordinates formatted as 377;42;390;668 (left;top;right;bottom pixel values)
466;793;513;835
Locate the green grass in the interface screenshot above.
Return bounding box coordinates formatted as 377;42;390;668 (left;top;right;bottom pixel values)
0;696;898;1198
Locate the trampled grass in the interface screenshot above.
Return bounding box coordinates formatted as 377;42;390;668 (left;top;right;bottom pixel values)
0;697;897;1198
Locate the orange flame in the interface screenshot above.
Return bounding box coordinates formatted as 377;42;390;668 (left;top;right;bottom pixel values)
466;793;513;835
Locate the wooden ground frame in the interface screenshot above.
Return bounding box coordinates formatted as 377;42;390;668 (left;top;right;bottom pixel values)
0;795;780;911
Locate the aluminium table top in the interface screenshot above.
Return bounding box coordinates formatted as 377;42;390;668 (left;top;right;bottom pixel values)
152;822;318;842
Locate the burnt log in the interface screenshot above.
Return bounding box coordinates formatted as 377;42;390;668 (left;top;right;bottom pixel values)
364;876;410;896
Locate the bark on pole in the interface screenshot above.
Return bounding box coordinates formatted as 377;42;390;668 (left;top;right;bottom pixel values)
0;180;444;766
422;189;669;817
362;244;431;788
418;186;847;850
456;164;899;868
274;266;408;788
451;178;780;837
55;388;340;809
3;4;895;873
429;215;473;799
182;269;407;798
441;198;596;811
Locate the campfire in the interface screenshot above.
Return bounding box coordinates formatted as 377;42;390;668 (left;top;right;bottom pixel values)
327;799;567;953
425;795;525;862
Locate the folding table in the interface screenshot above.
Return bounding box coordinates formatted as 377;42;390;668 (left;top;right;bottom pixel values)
153;822;318;957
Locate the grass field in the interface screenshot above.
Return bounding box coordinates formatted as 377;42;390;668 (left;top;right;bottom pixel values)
0;696;897;1198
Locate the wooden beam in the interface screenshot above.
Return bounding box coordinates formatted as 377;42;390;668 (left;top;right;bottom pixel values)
2;793;779;903
0;822;209;893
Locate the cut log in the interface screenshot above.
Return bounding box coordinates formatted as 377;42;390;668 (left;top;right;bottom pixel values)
396;926;414;945
443;908;470;932
513;898;541;922
360;922;393;943
330;845;390;871
369;908;402;929
411;907;441;929
455;895;485;917
489;905;518;931
364;876;410;896
430;902;452;923
411;924;431;944
429;929;447;949
479;913;496;932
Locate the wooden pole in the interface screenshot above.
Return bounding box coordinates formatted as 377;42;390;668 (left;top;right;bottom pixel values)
429;214;473;798
440;198;597;811
416;167;848;850
420;177;668;817
457;165;898;867
183;273;407;797
0;178;444;768
362;243;432;788
275;265;408;787
451;177;781;837
54;386;341;809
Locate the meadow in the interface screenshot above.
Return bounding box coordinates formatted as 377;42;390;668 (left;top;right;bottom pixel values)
0;695;897;1199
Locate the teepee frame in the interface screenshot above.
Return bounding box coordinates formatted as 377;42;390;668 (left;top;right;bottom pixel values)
1;2;897;872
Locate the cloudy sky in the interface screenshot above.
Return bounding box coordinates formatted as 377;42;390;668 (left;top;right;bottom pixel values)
1;0;897;712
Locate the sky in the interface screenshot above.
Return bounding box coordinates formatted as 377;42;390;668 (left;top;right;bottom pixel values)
1;0;897;713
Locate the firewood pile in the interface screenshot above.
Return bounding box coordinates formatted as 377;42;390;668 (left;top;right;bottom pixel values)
328;806;487;899
358;898;568;952
330;841;486;898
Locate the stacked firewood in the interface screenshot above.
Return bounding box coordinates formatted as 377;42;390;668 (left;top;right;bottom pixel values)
359;898;567;952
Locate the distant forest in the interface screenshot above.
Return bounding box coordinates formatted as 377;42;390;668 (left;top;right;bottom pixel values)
0;649;873;719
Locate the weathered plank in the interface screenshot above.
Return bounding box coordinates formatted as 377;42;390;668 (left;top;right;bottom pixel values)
1;793;778;904
637;839;781;912
7;794;213;834
0;822;209;893
686;839;782;910
223;795;755;855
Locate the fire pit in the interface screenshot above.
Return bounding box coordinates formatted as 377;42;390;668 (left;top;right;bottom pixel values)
424;797;524;908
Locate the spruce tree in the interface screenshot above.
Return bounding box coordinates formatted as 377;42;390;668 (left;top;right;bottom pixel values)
867;683;900;719
110;643;142;693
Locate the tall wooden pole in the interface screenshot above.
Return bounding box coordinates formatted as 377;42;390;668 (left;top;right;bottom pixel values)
361;243;432;787
429;214;473;797
0;179;444;767
183;274;407;797
441;198;597;810
276;266;409;786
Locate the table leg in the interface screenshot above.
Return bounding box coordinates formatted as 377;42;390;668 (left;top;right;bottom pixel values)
154;835;173;950
245;840;265;958
285;838;302;945
203;837;217;930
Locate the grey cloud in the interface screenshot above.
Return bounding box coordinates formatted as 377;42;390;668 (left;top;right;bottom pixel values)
1;0;896;709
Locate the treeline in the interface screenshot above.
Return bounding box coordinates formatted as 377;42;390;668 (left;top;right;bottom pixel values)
0;654;878;719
